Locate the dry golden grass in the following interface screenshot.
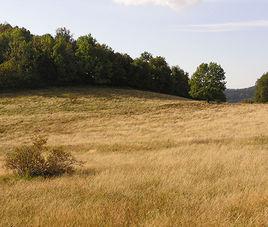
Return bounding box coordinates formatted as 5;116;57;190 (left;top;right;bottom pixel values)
0;87;267;226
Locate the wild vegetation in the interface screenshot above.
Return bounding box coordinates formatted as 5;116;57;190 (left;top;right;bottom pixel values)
0;87;267;226
0;23;231;102
189;62;226;102
256;72;268;103
0;24;190;98
2;23;268;103
4;136;82;178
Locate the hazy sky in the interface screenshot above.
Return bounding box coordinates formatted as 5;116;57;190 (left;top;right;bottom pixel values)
1;0;268;88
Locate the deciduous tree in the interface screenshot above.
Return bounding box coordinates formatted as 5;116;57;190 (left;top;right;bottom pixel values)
190;63;226;102
255;72;268;103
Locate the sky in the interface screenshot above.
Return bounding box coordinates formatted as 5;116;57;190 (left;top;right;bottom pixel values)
1;0;268;88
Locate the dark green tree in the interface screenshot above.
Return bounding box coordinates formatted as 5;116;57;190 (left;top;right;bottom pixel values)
0;24;13;64
92;44;115;85
32;34;57;85
110;53;133;86
140;52;153;62
190;62;226;102
149;56;172;93
0;26;37;89
255;72;268;103
76;34;98;84
0;60;18;89
76;36;115;85
131;52;153;90
171;66;190;97
52;28;78;84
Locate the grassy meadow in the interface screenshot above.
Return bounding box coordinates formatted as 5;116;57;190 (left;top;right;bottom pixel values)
0;87;267;226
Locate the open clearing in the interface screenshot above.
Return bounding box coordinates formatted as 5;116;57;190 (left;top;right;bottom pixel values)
0;87;267;226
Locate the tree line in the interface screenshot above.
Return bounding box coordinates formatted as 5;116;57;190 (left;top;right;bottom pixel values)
9;23;268;103
0;24;191;97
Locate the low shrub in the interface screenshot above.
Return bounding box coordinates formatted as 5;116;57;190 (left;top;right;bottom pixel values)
45;148;80;176
4;145;46;177
4;137;83;178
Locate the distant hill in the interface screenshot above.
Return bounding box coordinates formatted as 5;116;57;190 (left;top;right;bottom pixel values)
225;86;256;103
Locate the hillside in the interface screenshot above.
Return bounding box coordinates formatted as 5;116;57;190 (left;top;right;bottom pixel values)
225;86;256;103
0;87;267;226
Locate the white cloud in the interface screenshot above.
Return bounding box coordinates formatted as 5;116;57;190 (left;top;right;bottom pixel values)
113;0;201;10
173;20;268;32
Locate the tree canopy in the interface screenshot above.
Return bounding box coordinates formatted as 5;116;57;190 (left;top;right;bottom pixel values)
189;63;227;102
0;24;236;103
255;72;268;103
0;24;191;98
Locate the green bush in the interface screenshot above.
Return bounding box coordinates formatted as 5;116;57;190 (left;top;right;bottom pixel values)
4;137;83;177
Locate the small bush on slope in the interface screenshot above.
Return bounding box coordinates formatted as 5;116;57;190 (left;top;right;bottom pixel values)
4;136;83;178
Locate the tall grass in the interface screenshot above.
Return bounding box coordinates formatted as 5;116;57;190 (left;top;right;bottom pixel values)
0;87;267;226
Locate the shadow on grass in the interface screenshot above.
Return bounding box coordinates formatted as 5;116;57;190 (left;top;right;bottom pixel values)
0;86;186;101
0;168;98;186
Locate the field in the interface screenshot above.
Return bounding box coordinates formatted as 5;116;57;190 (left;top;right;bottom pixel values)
0;87;267;226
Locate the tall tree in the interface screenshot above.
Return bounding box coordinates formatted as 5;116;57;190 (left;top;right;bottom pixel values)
255;72;268;103
110;53;133;86
32;34;57;85
149;56;172;93
52;28;78;84
131;52;153;90
76;36;115;85
171;66;190;97
0;26;37;88
76;34;98;84
190;62;226;102
0;24;13;64
91;44;114;85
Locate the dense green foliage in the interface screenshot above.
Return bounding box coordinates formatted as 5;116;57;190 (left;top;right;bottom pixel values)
225;86;256;103
0;24;190;97
255;72;268;103
190;63;226;102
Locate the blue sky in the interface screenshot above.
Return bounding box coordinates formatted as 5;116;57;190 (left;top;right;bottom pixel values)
1;0;268;88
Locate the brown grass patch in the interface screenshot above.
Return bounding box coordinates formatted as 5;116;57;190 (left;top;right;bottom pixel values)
0;87;267;226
